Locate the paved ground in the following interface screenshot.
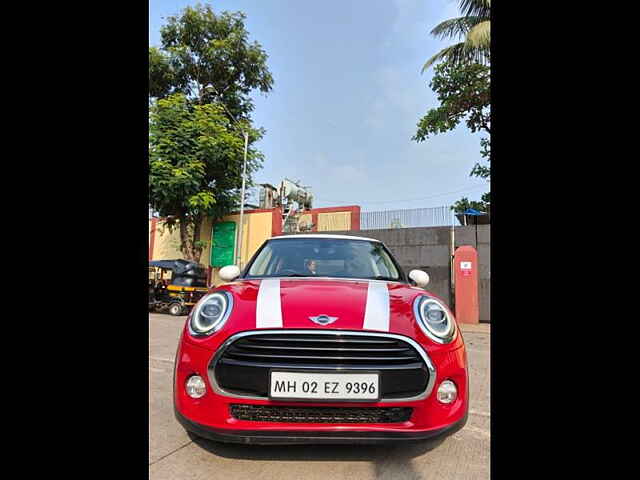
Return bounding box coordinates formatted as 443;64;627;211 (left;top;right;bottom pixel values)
149;314;490;479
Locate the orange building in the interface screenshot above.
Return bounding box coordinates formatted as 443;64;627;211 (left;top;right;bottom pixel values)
149;205;360;286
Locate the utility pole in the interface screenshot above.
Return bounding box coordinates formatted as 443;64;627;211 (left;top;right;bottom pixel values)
450;208;456;313
204;86;250;270
236;131;249;268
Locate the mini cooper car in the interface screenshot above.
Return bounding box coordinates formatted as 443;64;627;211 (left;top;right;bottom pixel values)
174;234;468;445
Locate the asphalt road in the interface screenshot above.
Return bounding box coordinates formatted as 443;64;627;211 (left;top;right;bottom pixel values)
149;313;490;480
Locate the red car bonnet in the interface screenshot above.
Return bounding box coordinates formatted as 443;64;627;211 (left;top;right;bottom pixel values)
183;278;458;350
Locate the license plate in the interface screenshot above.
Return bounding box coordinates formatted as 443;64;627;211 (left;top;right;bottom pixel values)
269;371;380;401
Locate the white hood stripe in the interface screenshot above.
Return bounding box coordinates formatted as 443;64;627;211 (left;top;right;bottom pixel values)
362;281;390;331
256;279;283;328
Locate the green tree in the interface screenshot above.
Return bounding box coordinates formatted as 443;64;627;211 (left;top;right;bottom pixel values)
413;62;490;175
149;94;264;262
422;0;490;72
413;62;490;211
149;3;273;263
149;3;273;116
451;192;490;214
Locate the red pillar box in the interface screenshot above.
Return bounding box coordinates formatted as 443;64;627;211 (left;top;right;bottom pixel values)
454;246;479;324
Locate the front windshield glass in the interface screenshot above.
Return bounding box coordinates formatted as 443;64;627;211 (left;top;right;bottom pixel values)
245;238;402;281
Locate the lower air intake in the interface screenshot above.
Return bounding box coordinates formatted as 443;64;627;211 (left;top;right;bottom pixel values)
230;404;412;423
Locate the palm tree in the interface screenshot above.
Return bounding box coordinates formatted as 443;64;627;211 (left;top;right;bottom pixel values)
422;0;490;72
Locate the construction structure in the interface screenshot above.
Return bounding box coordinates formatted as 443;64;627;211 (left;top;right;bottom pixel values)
258;178;315;233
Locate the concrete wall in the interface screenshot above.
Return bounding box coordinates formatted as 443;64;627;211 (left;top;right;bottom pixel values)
302;206;361;232
149;205;360;267
218;211;273;266
301;225;490;322
149;211;274;287
149;211;272;265
150;219;213;262
149;215;490;320
210;210;274;285
295;211;352;232
317;211;351;231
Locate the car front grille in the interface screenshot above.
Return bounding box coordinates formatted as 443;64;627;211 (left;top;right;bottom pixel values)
230;404;413;423
211;331;431;400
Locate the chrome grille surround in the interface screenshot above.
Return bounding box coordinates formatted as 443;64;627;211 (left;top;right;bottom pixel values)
208;329;437;402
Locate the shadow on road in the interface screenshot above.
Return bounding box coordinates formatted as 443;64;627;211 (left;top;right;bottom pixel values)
190;433;444;478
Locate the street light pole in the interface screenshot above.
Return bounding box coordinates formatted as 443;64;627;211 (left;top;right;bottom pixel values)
204;86;249;269
235;130;249;268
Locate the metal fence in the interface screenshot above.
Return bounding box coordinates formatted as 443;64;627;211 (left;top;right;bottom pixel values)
360;206;452;230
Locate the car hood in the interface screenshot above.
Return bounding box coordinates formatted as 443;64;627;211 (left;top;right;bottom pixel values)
213;277;444;339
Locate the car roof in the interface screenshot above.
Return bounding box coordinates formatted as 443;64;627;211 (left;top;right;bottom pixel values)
270;234;381;243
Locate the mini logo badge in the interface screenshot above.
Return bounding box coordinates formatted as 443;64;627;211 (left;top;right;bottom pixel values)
309;314;338;326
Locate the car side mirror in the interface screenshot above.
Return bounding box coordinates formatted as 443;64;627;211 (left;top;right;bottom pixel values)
408;269;430;288
219;265;241;282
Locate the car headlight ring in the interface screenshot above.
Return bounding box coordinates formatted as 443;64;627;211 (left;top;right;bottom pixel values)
413;296;455;343
189;291;233;336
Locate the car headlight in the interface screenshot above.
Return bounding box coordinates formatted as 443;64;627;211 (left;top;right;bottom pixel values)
189;291;233;336
413;296;455;343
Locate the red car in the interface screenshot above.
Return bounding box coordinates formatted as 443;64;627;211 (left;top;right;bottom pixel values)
174;234;468;445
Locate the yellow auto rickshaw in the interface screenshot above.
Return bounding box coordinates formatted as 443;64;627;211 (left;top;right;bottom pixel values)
149;260;209;316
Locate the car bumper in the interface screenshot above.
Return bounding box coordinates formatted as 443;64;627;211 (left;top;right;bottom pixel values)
175;407;468;445
174;334;469;445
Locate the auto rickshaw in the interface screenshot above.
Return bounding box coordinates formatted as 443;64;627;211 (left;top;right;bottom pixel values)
149;260;209;316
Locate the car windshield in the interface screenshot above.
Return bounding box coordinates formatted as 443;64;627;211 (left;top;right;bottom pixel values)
245;237;402;281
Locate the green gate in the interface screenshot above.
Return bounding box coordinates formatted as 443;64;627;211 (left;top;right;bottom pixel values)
210;221;237;267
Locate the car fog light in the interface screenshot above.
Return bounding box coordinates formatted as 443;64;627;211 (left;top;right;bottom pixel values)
186;375;206;398
437;380;457;404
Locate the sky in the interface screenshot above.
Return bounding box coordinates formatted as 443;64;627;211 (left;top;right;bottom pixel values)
149;0;489;212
